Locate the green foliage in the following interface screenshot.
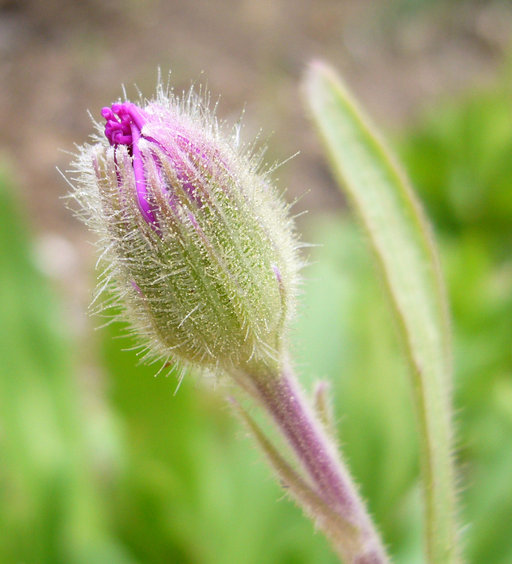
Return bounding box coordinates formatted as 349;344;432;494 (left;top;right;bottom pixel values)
0;173;129;563
402;83;512;249
400;80;512;564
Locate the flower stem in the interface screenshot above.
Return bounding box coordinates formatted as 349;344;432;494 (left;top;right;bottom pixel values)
241;359;389;564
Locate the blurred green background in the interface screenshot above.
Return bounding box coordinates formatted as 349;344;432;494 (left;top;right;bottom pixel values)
1;1;512;562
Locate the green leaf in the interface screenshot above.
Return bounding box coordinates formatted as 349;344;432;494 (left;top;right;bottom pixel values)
303;61;458;563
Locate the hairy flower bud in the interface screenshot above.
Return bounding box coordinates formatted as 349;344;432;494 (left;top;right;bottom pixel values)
70;86;301;373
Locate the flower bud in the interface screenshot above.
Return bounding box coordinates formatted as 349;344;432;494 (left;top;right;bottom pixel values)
71;87;301;373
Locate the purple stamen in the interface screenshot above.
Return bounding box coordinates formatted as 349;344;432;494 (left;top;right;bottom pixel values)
102;102;157;226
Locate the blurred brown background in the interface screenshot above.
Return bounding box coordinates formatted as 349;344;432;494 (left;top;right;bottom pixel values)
1;0;511;230
0;0;511;327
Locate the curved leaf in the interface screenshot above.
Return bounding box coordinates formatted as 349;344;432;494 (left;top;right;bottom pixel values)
303;61;458;563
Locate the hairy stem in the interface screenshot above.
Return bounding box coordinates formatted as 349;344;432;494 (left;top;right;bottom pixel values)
240;359;389;564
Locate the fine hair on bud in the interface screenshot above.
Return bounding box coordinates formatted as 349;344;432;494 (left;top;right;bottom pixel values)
68;81;302;375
